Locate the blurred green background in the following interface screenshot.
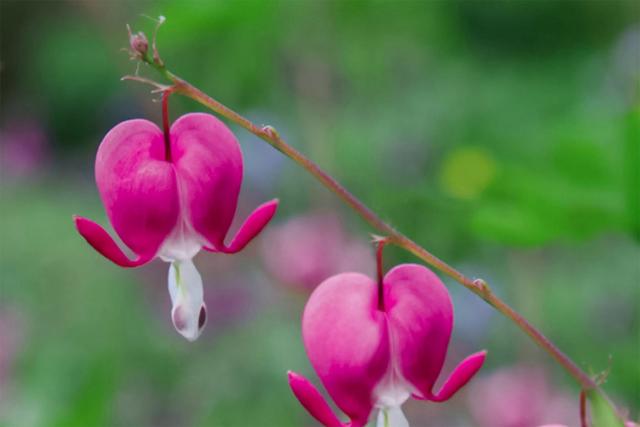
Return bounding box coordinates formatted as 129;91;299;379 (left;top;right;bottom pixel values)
1;1;638;426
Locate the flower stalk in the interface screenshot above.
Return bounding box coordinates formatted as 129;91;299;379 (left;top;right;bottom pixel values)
123;21;626;423
375;236;388;311
161;88;173;161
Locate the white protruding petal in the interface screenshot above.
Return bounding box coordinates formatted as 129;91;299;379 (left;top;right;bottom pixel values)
376;409;386;427
168;259;207;341
376;407;410;427
159;220;204;262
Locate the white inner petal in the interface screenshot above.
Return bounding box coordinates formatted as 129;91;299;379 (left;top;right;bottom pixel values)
372;319;414;426
374;321;412;408
159;218;205;262
376;407;410;427
168;259;207;341
374;374;412;409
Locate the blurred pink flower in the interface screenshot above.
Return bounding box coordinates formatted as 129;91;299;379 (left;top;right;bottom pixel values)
0;116;50;179
261;212;374;292
468;365;577;427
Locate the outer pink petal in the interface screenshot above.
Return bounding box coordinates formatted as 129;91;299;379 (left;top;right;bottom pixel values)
170;113;243;248
73;216;153;267
384;264;454;398
287;371;345;427
95;119;179;257
303;273;389;426
424;350;486;402
212;199;279;253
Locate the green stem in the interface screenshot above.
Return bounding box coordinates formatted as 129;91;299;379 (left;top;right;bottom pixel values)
135;50;623;418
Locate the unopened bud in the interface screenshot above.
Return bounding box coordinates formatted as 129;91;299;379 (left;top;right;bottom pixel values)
127;25;149;58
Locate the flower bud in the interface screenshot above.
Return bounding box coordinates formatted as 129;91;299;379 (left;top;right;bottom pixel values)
127;25;148;58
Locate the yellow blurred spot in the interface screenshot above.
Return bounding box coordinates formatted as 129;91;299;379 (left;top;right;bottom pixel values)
440;147;497;200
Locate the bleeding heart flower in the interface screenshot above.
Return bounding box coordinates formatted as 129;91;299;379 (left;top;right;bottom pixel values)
73;112;278;341
288;263;486;427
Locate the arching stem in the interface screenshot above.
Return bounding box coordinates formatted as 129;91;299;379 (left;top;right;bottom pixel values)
137;68;599;389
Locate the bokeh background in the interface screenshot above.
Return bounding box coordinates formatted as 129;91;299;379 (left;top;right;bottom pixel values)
1;1;639;426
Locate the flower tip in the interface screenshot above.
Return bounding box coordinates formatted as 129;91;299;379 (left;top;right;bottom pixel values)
266;198;280;210
288;371;308;387
172;303;207;342
467;350;488;371
72;215;88;231
261;198;279;217
72;215;85;233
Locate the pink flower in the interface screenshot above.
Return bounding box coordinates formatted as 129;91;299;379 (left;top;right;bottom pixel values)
467;365;577;427
0;115;50;179
288;263;486;427
261;212;374;292
73;113;278;341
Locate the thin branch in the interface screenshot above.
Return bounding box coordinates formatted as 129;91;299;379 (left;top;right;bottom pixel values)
121;75;170;92
581;390;590;427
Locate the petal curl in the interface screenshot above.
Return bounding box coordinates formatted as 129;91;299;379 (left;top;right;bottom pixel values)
287;371;344;427
424;350;486;402
73;216;153;267
207;199;278;253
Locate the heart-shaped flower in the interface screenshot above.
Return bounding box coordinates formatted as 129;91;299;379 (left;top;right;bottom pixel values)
288;264;486;427
74;113;278;341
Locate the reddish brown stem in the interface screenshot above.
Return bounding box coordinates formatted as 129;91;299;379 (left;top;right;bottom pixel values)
581;390;590;427
376;239;387;311
162;89;173;161
166;75;597;391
